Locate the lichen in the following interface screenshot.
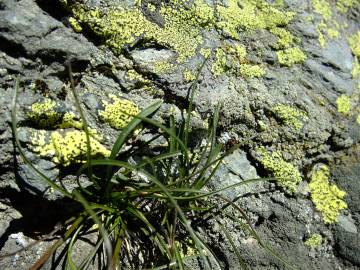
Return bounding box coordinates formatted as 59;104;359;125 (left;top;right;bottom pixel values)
336;0;359;13
31;130;110;166
211;44;265;78
183;68;196;82
272;104;308;130
349;31;360;57
311;0;341;47
215;0;295;39
199;47;211;59
257;147;302;193
276;47;307;66
154;61;175;74
270;27;298;49
312;0;332;21
28;98;83;130
357;114;360;125
309;164;347;224
27;98;61;128
336;95;351;115
304;234;323;248
126;69;151;85
352;57;360;78
68;17;82;32
99;94;140;129
211;47;227;76
238;64;266;78
68;0;302;72
70;1;214;63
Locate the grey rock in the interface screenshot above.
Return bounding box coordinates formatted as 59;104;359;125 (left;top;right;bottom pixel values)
335;227;360;266
223;150;259;180
0;0;97;61
337;215;358;234
321;40;354;73
305;59;354;96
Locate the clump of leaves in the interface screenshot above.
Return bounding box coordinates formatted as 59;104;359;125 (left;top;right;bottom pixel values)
11;63;296;270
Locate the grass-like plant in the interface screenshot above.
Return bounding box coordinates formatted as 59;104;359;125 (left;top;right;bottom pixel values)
10;62;297;270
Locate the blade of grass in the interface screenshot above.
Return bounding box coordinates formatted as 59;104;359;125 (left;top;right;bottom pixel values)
67;62;99;189
29;215;85;270
72;190;113;270
104;100;163;199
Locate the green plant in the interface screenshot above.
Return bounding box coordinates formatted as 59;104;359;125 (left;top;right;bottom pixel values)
11;63;297;270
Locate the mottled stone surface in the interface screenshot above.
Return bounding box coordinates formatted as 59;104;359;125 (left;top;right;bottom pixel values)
0;0;359;269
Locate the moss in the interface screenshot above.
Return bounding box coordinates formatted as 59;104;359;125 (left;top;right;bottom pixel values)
99;94;140;129
276;47;307;66
336;95;351;115
309;165;347;224
272;104;308;130
183;68;196;82
336;0;359;13
349;32;360;57
27;98;83;130
257;147;302;193
304;234;323;248
31;130;110;166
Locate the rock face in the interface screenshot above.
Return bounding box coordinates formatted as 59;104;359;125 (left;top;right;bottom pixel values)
0;0;359;269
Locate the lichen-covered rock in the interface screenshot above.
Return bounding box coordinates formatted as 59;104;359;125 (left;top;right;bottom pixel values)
1;0;360;269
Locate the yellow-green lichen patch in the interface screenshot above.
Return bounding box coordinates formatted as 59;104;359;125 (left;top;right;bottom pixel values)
336;0;359;13
154;61;175;74
257;147;302;193
312;0;332;21
211;47;228;76
304;234;323;248
27;98;61;128
336;95;351;115
68;17;82;32
27;99;83;130
211;44;265;78
272;104;308;130
126;69;151;84
309;165;347;224
215;0;295;39
270;27;298;49
70;1;213;63
349;32;360;57
276;47;307;66
352;58;360;78
200;47;211;59
99;94;140;129
31;130;111;166
238;64;266;78
183;68;196;82
311;0;342;47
